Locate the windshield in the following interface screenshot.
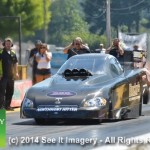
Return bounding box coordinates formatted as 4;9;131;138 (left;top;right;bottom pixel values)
57;57;106;75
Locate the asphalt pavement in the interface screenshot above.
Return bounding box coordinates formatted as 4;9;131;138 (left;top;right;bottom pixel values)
3;104;150;150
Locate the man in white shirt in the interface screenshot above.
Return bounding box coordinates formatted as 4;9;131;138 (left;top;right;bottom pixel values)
95;43;106;53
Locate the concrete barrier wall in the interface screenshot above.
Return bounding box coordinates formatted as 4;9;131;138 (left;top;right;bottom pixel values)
11;80;32;107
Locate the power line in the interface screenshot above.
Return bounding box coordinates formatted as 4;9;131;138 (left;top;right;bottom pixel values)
84;0;105;10
86;10;106;19
84;0;145;11
111;5;149;15
84;0;146;17
111;0;145;11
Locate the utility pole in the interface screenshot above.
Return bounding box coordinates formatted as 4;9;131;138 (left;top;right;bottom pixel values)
43;0;48;43
106;0;111;47
18;16;22;64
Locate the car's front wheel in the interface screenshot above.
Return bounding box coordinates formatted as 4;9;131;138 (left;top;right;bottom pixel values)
34;118;46;125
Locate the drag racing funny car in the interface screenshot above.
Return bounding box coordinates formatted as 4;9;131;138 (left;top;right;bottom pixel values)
20;54;149;124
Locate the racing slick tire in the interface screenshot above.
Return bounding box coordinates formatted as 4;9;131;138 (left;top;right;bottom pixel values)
34;118;46;125
108;101;113;119
143;86;149;104
139;94;143;116
139;86;149;116
93;119;102;124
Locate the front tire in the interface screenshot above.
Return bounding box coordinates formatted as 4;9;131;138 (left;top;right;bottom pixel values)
34;118;46;125
108;101;113;119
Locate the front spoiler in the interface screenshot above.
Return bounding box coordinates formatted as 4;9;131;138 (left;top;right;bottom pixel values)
21;107;107;119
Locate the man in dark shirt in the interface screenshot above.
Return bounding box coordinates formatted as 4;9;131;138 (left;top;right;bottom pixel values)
106;38;124;62
29;40;42;85
67;37;90;59
0;37;19;110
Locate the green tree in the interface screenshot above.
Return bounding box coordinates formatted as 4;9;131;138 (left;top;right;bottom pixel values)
111;0;147;33
81;0;106;35
139;0;150;32
0;0;51;39
48;0;89;46
82;0;150;35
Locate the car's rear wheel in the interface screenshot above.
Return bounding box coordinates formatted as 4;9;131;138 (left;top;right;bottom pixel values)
139;96;142;116
143;86;149;104
138;86;149;116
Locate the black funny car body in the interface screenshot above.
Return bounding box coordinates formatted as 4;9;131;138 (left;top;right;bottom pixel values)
20;54;149;124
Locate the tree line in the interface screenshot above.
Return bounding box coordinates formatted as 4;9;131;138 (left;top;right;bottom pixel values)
0;0;150;50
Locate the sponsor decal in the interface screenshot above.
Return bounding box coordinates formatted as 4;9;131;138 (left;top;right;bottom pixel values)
37;105;78;112
37;107;77;112
129;82;140;101
129;82;140;97
47;91;77;97
0;109;6;148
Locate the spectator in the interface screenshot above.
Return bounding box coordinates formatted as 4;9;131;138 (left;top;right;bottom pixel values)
0;37;19;110
84;43;90;49
63;39;76;55
67;37;90;59
29;40;42;85
106;38;124;61
35;43;52;83
133;44;146;68
95;43;106;53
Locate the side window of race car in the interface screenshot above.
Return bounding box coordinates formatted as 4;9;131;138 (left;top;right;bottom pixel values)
110;58;123;76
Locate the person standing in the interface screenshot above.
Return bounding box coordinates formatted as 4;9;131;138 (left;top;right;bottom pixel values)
106;38;124;62
63;39;76;55
67;37;90;59
95;43;106;53
132;44;146;68
0;37;19;110
29;40;42;85
35;43;52;83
